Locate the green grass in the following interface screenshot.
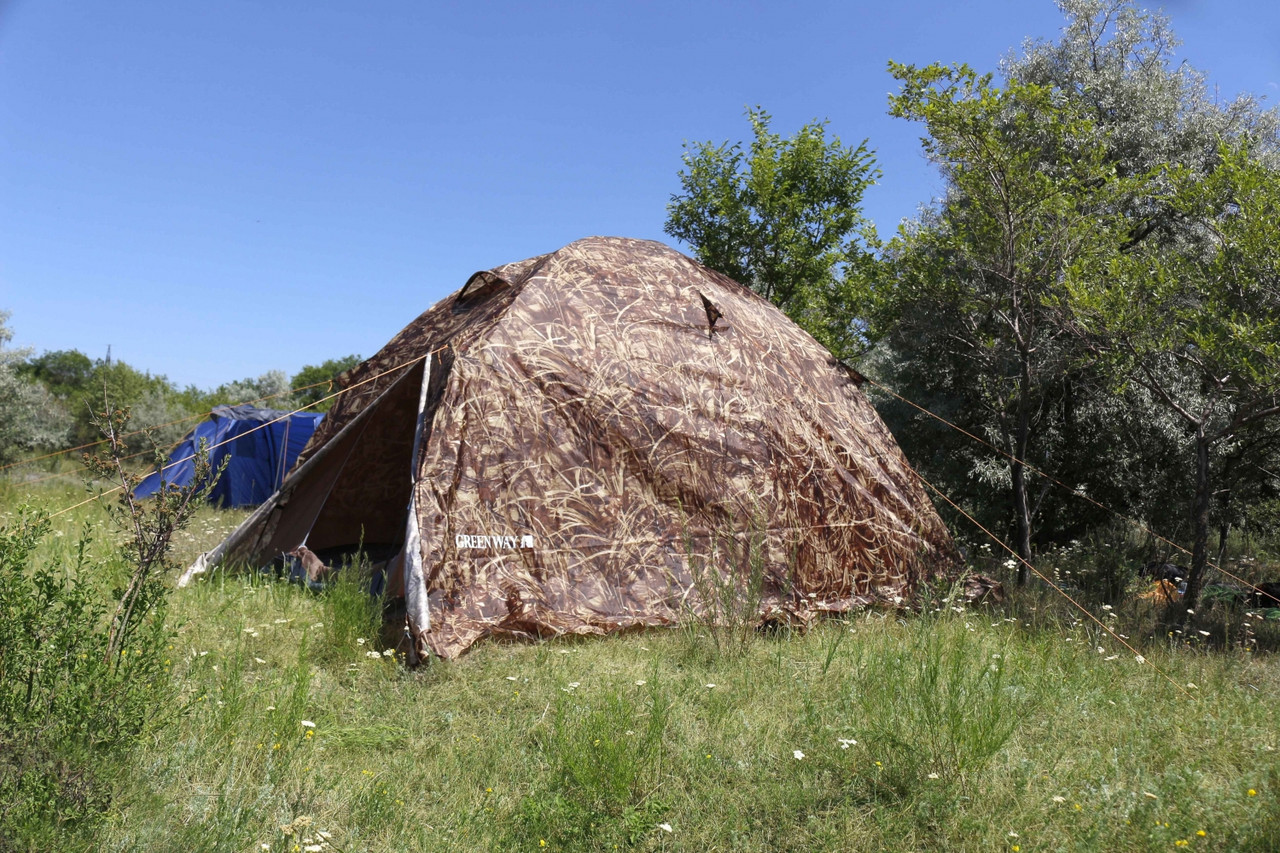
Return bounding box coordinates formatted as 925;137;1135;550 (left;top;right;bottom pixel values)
4;479;1280;851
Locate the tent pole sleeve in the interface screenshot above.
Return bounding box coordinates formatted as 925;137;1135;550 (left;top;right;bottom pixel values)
404;352;434;649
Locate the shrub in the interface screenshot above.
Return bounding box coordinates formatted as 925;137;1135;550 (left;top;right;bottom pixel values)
0;403;213;847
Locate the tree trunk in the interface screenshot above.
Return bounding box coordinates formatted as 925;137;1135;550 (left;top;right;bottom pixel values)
1011;351;1034;585
1184;428;1212;613
1011;457;1033;585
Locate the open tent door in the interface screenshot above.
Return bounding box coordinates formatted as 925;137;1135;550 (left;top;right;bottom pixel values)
180;357;444;585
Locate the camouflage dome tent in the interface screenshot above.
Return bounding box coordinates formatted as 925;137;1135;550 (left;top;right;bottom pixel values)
185;237;963;661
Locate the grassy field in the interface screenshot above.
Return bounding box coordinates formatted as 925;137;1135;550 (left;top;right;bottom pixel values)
3;474;1280;851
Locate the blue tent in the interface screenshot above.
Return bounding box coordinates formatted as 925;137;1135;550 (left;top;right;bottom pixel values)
135;405;324;508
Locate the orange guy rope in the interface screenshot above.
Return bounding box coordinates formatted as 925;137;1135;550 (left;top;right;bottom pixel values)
910;464;1197;701
0;376;341;475
862;375;1271;599
49;351;435;520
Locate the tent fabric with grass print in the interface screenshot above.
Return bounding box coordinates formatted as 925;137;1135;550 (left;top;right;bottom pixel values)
135;404;324;509
185;237;975;660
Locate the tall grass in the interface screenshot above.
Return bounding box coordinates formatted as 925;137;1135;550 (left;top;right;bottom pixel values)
3;480;1280;850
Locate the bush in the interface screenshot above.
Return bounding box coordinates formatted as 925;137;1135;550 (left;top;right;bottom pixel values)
0;403;213;847
0;511;174;845
0;313;70;466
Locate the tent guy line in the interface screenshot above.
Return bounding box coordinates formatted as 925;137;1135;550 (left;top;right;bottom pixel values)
861;374;1272;602
34;317;1261;615
0;374;343;477
27;234;1263;669
910;461;1196;703
46;350;437;521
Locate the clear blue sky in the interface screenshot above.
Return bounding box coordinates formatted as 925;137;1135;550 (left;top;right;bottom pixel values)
3;1;1278;389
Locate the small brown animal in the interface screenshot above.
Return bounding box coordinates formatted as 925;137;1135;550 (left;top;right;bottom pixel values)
289;545;332;584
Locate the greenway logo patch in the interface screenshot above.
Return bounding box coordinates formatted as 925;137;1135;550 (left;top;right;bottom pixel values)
455;533;535;550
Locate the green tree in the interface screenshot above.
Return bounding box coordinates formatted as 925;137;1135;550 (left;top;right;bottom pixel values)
18;349;93;399
1007;1;1279;189
0;314;70;465
878;62;1123;580
69;360;179;449
1065;145;1280;608
1004;1;1280;591
875;1;1280;579
291;355;361;412
664;107;879;361
210;369;293;409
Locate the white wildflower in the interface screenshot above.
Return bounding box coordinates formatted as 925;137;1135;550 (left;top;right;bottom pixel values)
301;720;316;728
793;750;805;760
657;823;673;833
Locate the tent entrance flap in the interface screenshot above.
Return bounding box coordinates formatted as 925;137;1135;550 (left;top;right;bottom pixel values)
242;361;428;562
300;361;427;554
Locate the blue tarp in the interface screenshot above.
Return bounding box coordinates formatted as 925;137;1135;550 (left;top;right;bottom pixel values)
135;405;324;508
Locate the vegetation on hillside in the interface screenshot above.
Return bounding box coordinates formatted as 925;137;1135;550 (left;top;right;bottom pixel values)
8;331;360;464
